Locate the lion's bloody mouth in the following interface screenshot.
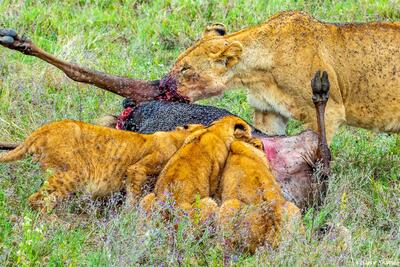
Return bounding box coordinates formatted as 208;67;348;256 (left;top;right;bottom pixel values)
116;74;189;130
155;74;190;103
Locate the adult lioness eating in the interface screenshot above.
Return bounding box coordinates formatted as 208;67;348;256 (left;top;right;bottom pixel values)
167;11;400;142
1;11;399;142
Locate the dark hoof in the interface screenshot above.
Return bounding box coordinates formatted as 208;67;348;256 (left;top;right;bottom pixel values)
0;29;17;37
0;29;18;46
0;36;14;45
0;29;32;54
311;70;330;104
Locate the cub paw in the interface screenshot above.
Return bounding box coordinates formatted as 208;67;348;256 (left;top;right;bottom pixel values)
311;70;330;104
139;193;156;213
28;191;57;213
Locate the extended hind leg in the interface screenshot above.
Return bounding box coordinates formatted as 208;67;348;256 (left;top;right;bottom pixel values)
217;199;243;251
139;193;156;213
218;199;270;253
29;171;78;212
218;199;242;233
264;200;303;247
279;201;303;234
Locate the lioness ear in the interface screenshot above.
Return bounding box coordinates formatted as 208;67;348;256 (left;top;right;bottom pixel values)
202;23;227;38
211;41;243;68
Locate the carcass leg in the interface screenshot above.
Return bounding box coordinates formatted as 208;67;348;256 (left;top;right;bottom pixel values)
0;29;160;102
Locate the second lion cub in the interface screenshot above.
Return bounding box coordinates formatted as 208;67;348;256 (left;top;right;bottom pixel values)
140;116;252;222
218;138;302;252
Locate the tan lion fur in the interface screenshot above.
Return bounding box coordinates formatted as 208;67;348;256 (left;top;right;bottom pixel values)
168;11;400;143
218;138;302;253
140;116;252;222
0;120;204;212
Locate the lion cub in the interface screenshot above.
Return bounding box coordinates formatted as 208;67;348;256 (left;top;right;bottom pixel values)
140;116;252;222
0;120;204;212
218;138;302;253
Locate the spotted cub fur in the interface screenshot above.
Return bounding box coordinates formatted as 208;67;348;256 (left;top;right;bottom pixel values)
0;120;203;212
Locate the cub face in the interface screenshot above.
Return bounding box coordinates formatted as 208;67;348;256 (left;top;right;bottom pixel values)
165;24;243;102
207;116;252;142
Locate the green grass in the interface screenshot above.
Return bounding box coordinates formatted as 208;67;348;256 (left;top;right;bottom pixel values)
0;0;399;265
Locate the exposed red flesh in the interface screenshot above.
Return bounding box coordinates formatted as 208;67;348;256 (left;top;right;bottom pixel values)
262;131;319;209
155;74;189;103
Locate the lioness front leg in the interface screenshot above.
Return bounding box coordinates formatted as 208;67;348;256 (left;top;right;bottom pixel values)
254;110;288;135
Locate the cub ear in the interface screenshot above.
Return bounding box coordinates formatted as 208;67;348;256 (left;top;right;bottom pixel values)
210;41;243;68
202;23;227;38
233;122;251;140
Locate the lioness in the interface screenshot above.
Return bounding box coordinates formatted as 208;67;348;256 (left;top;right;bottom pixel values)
140;116;252;222
0;120;203;211
2;11;398;143
165;11;400;142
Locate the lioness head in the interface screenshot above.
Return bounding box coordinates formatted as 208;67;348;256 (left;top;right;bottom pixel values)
161;23;243;102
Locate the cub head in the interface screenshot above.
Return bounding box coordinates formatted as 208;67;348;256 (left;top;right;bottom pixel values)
210;116;252;141
160;23;243;102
